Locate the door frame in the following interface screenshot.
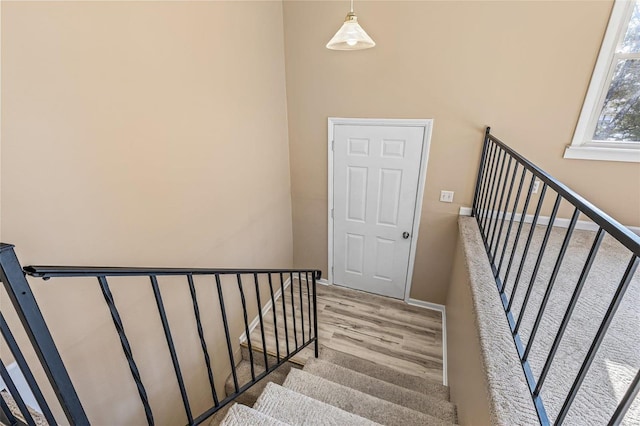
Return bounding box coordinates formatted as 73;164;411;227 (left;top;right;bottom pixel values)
327;117;433;302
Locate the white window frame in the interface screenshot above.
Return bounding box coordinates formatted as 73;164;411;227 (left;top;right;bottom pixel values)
565;0;640;163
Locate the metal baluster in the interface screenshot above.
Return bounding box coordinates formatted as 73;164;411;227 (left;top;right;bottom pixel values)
298;272;305;343
608;369;640;426
0;359;36;426
478;142;498;231
472;127;491;217
149;276;192;425
498;167;528;289
482;146;504;235
0;244;89;425
253;273;269;369
0;313;56;425
556;255;640;425
290;272;298;349
507;183;548;313
490;159;516;262
514;193;562;335
279;273;290;356
306;272;312;341
502;173;537;296
237;274;255;381
186;274;218;406
534;229;605;396
312;271;319;358
267;274;281;362
486;151;509;251
523;207;579;361
215;274;239;393
481;144;501;234
98;277;154;425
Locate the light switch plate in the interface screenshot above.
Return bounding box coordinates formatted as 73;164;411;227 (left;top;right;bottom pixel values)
440;190;454;203
532;180;541;194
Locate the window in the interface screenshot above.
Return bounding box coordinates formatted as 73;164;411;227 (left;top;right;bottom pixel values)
565;0;640;163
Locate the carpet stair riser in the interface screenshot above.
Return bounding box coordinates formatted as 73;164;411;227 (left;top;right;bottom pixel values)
283;369;453;426
303;358;456;422
253;382;378;426
220;403;287;426
319;347;450;400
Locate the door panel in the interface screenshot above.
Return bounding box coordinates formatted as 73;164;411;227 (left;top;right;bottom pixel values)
373;237;395;280
377;168;402;226
347;167;368;222
333;124;425;299
345;233;365;275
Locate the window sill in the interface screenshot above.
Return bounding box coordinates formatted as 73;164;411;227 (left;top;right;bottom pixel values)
563;145;640;163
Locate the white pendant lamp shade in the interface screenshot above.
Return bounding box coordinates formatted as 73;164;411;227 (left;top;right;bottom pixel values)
326;9;375;51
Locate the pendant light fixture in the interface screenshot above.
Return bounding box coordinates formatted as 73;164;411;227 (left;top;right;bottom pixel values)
326;0;375;51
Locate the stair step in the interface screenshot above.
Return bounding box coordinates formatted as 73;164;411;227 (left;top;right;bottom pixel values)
206;403;233;426
224;360;297;407
0;390;47;426
220;403;288;426
283;369;454;426
303;358;457;422
253;382;377;425
319;347;449;400
241;343;308;368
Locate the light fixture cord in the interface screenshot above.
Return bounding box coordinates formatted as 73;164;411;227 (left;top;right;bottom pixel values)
350;0;354;13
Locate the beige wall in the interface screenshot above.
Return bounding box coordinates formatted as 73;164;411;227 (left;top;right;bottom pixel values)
1;1;291;424
283;0;640;304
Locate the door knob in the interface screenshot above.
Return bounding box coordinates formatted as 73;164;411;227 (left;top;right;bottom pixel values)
402;232;410;239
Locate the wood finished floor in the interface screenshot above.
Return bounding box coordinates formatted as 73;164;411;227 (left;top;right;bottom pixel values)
244;280;444;383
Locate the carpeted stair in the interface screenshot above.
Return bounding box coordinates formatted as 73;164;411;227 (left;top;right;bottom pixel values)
220;403;288;426
215;347;457;425
302;358;457;422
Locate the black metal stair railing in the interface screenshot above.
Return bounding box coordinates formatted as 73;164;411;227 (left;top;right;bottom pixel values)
0;243;88;426
471;127;640;425
0;243;320;425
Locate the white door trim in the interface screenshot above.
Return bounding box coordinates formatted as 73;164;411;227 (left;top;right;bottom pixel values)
327;117;433;302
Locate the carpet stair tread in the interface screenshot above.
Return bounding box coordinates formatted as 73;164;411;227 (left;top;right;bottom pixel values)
220;403;288;426
282;368;454;426
303;358;456;422
318;347;450;400
253;382;378;425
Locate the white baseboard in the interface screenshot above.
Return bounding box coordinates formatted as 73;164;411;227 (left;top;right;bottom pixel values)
459;206;640;236
406;298;445;313
441;308;448;387
239;276;291;344
459;206;473;216
406;299;448;387
298;274;330;286
0;362;42;413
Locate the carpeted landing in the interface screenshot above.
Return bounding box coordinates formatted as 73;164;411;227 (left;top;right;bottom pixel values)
211;347;457;425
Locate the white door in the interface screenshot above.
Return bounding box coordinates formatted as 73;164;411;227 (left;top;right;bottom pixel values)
332;123;426;299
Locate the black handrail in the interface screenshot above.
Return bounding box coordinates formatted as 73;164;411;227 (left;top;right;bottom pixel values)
0;243;320;425
472;127;640;426
24;265;323;279
484;131;640;256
